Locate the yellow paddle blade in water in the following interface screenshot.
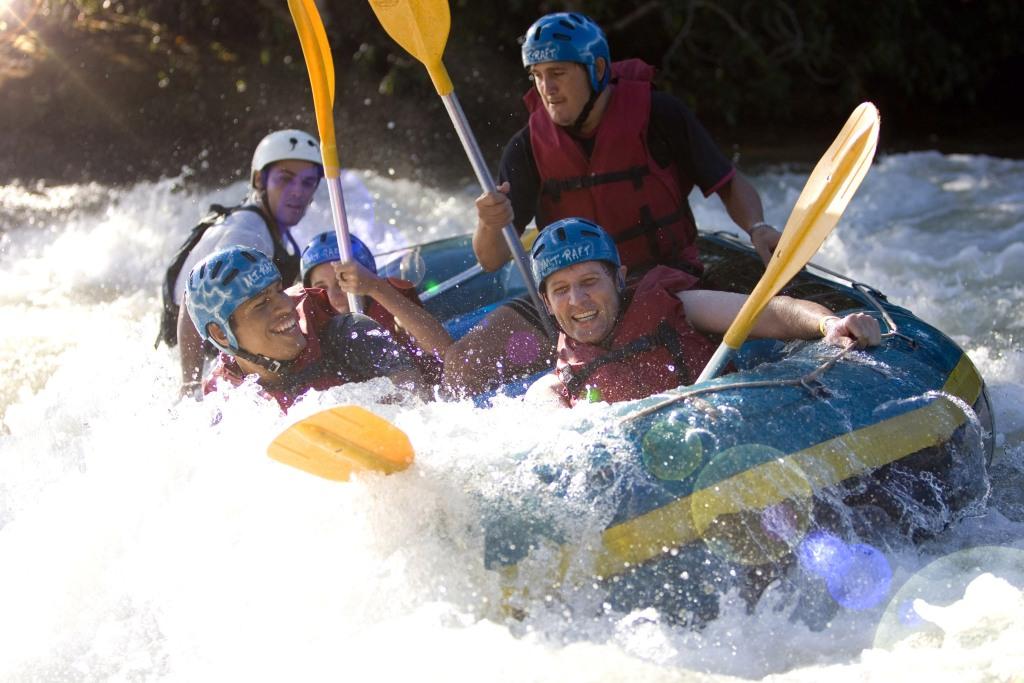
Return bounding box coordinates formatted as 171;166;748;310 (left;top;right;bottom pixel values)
722;102;880;350
368;0;454;95
267;406;415;481
288;0;341;176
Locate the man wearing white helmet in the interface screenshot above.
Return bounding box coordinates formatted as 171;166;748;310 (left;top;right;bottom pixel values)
157;129;324;397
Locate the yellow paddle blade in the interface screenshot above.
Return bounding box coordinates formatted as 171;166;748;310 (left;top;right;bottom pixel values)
722;102;880;349
288;0;341;176
267;406;415;481
520;227;540;250
368;0;454;95
302;0;335;104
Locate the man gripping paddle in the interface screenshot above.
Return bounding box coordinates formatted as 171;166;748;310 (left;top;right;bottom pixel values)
444;12;779;396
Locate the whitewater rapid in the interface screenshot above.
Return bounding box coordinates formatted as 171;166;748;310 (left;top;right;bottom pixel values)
1;153;1022;681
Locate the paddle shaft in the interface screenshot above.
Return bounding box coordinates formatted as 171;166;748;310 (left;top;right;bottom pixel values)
439;92;557;340
289;0;361;314
419;261;482;302
695;344;732;384
407;227;540;302
324;176;362;314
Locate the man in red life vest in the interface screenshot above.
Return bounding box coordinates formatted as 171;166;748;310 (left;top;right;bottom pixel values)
523;218;882;408
184;245;427;411
445;12;782;395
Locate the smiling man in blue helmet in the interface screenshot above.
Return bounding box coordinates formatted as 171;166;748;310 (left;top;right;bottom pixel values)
184;245;427;411
446;12;781;396
158;129;324;397
298;231;451;385
524;218;881;408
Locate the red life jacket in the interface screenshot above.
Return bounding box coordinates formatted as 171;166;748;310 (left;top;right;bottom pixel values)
204;289;345;411
526;59;701;272
554;266;717;405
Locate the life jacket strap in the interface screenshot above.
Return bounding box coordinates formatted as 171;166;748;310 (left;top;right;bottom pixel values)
559;320;689;399
541;165;650;203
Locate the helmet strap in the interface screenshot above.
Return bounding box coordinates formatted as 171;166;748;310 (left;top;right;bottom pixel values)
233;346;296;376
571;88;600;133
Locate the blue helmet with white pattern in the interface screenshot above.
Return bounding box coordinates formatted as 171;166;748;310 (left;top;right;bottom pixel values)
521;13;611;94
185;246;282;353
300;231;377;286
531;217;621;290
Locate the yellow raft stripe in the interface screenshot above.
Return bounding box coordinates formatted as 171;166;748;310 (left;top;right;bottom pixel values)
587;354;983;578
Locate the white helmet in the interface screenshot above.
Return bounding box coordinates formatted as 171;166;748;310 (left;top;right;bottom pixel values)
250;129;322;187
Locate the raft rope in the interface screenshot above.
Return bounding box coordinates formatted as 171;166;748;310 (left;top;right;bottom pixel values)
622;343;857;423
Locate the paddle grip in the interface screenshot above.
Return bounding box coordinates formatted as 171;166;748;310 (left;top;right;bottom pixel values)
440;92;558;341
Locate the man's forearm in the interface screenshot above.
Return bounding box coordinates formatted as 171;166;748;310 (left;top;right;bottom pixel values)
755;297;833;340
472;222;513;272
370;281;452;358
719;174;765;234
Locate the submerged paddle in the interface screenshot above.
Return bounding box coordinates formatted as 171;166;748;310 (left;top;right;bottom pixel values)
366;0;557;340
288;0;362;314
267;405;415;481
694;102;880;384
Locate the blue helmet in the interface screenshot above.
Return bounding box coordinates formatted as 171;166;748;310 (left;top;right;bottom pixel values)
521;13;611;94
300;231;377;286
531;217;621;289
185;246;282;353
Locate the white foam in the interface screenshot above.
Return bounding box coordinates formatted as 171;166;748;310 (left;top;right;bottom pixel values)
2;153;1023;680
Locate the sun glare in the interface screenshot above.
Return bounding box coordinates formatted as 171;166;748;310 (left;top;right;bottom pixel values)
1;0;43;35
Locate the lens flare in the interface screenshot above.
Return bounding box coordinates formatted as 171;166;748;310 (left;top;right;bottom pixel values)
641;421;713;481
797;531;853;578
1;1;44;40
874;545;1024;649
824;543;893;610
505;330;542;366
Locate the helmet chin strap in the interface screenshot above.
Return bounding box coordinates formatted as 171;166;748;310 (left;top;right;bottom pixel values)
232;346;296;375
569;88;600;133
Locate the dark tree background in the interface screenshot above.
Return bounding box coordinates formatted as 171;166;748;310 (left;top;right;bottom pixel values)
1;0;1021;187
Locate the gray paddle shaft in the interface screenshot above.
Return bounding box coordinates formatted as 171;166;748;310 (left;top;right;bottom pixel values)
440;92;557;341
326;175;362;315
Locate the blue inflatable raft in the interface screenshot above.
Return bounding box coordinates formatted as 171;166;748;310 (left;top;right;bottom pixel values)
381;230;993;621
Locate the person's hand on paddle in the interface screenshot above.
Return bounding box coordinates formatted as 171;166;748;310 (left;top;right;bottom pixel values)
333;259;385;298
475;181;514;234
821;312;882;349
178;380;203;401
750;224;783;265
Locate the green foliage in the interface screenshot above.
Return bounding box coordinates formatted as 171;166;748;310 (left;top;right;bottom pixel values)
39;0;1023;129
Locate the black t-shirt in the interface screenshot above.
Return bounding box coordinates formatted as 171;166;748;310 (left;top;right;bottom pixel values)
498;91;735;233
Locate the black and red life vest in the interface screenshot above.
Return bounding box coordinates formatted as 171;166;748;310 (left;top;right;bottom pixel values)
525;60;701;273
554;266;716;406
